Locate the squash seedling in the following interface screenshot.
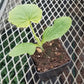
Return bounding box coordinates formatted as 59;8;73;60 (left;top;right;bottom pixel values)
8;4;72;57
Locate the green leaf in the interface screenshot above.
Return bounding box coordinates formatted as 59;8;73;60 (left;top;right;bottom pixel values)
9;43;37;57
42;16;72;44
8;4;42;27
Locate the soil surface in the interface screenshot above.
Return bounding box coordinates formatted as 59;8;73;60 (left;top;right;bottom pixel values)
32;39;70;72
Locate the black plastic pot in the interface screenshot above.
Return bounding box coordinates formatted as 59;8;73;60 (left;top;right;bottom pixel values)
36;60;71;81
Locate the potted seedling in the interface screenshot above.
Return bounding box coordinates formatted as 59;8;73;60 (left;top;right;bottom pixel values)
8;4;72;81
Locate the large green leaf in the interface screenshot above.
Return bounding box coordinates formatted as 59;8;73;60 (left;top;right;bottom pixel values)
9;43;37;57
42;17;72;44
8;4;42;27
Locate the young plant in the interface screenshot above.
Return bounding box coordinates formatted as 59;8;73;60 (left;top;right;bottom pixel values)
8;4;72;57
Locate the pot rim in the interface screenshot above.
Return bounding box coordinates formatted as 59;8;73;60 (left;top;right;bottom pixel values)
36;60;71;74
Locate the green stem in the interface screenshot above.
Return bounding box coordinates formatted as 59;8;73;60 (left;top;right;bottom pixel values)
30;22;44;50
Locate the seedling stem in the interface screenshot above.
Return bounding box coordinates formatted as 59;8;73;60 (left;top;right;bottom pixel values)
30;22;44;51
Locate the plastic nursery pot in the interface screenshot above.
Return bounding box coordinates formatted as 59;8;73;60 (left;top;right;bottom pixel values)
31;39;72;81
36;60;71;81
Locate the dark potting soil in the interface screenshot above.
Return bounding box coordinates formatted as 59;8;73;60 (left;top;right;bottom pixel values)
32;39;70;72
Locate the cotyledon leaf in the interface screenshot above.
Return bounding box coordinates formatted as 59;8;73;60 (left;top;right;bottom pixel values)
41;16;72;44
8;4;42;28
9;43;37;57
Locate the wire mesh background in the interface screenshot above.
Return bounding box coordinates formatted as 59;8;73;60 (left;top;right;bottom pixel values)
0;0;84;84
